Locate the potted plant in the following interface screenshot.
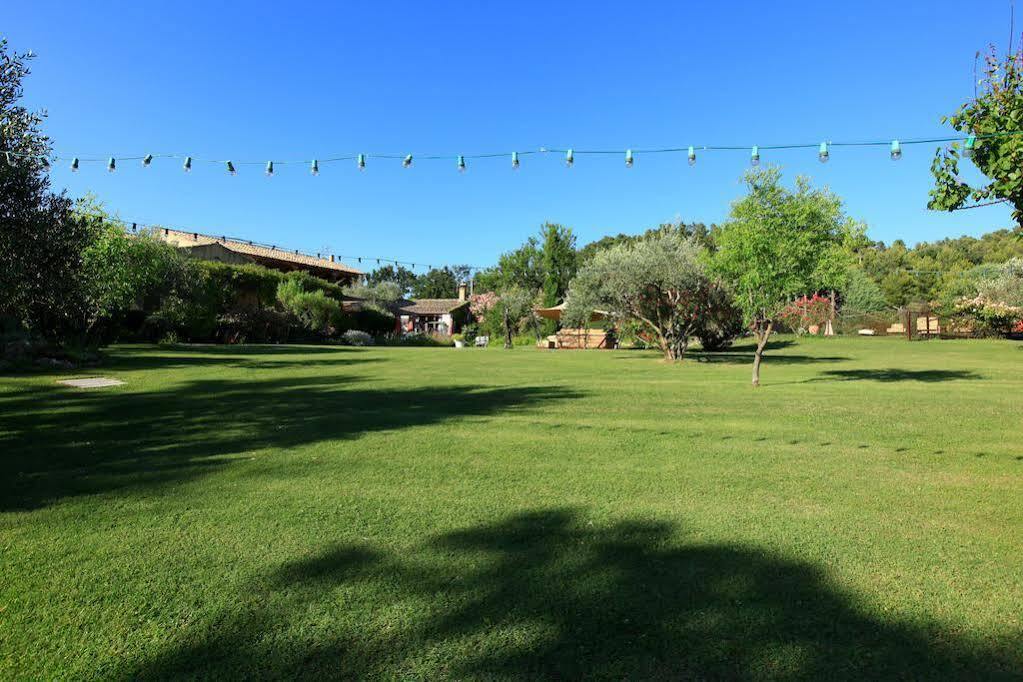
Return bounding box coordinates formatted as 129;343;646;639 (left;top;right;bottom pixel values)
452;333;465;348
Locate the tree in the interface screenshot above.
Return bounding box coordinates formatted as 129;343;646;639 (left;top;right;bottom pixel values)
539;223;577;307
475;236;544;294
365;264;417;296
929;45;1023;228
714;168;855;386
0;40;95;344
79;208;189;339
343;281;403;312
842;267;888;314
412;267;458;298
564;232;714;361
276;279;341;337
577;221;718;264
493;287;535;349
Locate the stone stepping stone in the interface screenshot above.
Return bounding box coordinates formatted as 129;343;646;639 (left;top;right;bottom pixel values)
58;377;124;389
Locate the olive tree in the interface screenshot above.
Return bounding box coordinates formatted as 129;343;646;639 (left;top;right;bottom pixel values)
564;232;713;361
714;168;855;386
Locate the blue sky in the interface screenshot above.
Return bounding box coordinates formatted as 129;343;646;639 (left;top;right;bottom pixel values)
5;1;1018;271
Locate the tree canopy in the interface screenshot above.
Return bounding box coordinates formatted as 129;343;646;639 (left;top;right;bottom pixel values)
565;232;714;361
714;168;856;385
929;45;1023;227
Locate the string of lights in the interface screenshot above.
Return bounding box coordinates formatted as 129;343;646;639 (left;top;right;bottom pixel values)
83;212;485;274
3;130;1018;174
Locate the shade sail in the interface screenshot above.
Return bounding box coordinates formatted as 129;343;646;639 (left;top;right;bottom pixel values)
534;302;608;322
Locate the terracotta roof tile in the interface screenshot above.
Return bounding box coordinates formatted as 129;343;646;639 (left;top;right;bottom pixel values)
397;299;468;315
157;228;363;275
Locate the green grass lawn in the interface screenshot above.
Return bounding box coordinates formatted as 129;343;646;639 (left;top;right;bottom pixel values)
2;337;1021;679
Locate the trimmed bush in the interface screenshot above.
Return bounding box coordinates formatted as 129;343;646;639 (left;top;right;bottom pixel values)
342;330;374;346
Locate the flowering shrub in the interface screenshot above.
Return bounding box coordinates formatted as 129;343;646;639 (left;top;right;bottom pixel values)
341;330;374;346
469;292;497;322
950;296;1023;337
778;294;833;333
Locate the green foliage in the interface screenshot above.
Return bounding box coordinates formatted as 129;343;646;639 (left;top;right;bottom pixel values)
539;223;577;307
565;232;713;361
929;46;1023;226
344;281;403;313
577;221;717;264
693;284;746;351
715;168;855;326
976;256;1023;307
79;210;190;338
714;168;856;384
412;267;459;298
842;267;888;313
365;264;418;295
857;228;1023;307
475;237;543;296
0;40;94;344
276;279;341;336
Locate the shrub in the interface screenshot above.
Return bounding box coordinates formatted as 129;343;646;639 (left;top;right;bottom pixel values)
378;332;453;347
342;330;374;346
778;294;834;334
216;308;295;344
949;296;1023;337
276;279;342;337
695;284;745;351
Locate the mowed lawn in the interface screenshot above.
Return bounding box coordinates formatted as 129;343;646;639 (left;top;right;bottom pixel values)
1;337;1021;680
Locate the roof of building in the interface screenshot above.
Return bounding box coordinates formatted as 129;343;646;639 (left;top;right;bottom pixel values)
397;299;469;315
156;228;363;276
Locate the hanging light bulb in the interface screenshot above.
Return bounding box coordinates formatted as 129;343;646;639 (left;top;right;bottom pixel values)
890;140;902;161
143;154;153;167
107;157;116;173
403;154;413;169
688;146;696;166
750;146;760;166
265;161;274;176
625;149;634;168
511;151;520;169
310;159;319;175
565;149;574;167
457;155;466;173
963;134;977;158
226;160;236;175
183;156;192;173
357;154;366;171
818;142;829;163
71;157;79;172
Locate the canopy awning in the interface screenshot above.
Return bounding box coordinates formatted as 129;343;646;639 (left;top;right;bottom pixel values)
534;302;609;322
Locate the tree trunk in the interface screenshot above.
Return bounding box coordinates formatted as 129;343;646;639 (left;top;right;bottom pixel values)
503;305;512;349
751;320;774;387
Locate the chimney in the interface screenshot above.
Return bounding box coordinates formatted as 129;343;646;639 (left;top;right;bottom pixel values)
330;254;335;263
458;282;467;302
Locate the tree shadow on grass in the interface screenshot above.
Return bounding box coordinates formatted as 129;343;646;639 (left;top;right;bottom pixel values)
120;509;1023;680
0;344;377;377
810;369;982;383
0;372;579;511
688;351;851;365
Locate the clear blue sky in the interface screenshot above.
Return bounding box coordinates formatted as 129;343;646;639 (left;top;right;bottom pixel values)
5;1;1019;271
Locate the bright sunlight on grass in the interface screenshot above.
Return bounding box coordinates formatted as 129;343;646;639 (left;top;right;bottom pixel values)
2;337;1022;679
